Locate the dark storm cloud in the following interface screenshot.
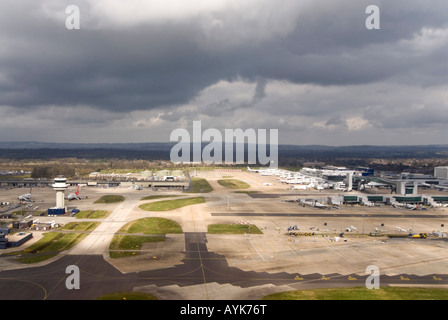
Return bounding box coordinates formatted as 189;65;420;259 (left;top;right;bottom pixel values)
1;0;447;114
0;0;448;145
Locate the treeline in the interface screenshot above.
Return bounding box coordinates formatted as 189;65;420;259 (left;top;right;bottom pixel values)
31;165;76;179
27;159;175;179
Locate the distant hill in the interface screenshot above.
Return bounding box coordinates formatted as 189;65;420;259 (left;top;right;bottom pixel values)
0;141;175;151
0;142;447;162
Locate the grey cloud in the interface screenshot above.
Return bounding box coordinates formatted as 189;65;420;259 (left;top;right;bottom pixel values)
1;0;448;144
1;0;448;114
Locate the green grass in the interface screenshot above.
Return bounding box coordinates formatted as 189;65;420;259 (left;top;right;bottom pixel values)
60;221;100;232
111;217;182;258
118;217;183;235
139;197;205;211
217;179;250;189
12;232;90;263
208;224;263;234
94;195;125;203
186;177;213;193
17;254;59;264
22;233;64;254
75;210;111;219
109;235;165;258
39;233;87;252
9;222;100;264
262;287;448;300
140;195;180;201
95;291;158;300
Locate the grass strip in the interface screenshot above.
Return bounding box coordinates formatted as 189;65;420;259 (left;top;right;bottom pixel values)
185;177;213;193
208;224;263;234
217;179;250;189
139;197;205;211
75;210;111;219
118;217;183;235
262;287;448;300
94;195;125;203
109;235;165;258
140;195;180;201
96;292;158;300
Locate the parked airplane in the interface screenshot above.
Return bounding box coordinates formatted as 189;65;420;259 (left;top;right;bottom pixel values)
314;202;331;209
67;186;81;200
290;184;310;190
345;225;358;232
18;193;32;201
247;166;260;173
396;226;407;232
299;199;330;209
299;199;315;207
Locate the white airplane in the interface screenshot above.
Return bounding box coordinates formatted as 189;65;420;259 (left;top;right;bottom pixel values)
346;225;358;232
314;202;331;209
285;179;311;184
396;227;407;232
67;185;81;200
18;193;32;201
405;204;418;210
247;166;260;173
290;185;309;190
299;199;315;207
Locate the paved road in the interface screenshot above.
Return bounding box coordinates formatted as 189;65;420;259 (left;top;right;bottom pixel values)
67;196;141;255
211;212;448;218
0;232;446;300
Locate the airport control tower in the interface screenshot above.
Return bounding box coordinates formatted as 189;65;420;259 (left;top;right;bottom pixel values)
52;176;69;210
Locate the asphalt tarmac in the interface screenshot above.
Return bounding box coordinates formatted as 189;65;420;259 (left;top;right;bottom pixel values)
0;232;446;300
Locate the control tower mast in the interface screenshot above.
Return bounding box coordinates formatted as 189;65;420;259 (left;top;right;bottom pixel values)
52;176;69;210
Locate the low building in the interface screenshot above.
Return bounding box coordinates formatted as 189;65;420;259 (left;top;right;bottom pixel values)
435;167;448;180
0;232;33;249
30;223;52;231
12;220;33;229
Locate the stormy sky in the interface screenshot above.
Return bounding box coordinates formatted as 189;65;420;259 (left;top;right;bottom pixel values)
0;0;447;145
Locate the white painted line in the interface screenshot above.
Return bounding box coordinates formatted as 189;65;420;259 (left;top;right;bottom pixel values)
248;238;265;261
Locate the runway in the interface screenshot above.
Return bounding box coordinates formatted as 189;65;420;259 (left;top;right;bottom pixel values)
0;232;446;300
211;212;448;219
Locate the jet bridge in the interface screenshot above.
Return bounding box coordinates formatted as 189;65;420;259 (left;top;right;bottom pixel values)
352;176;421;195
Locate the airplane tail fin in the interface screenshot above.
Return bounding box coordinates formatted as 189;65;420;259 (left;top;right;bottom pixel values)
75;185;80;195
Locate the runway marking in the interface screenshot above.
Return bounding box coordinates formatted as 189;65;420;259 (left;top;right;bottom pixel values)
0;278;48;300
248;238;265;261
190;209;210;300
